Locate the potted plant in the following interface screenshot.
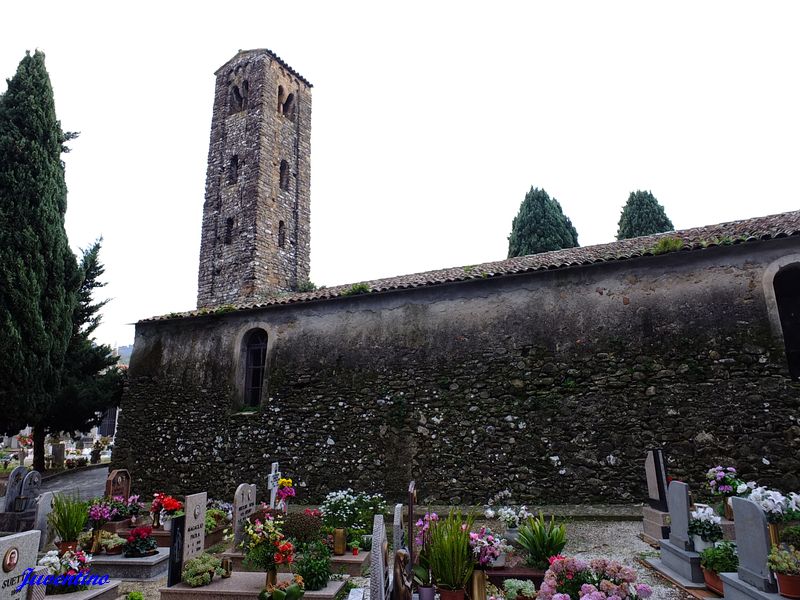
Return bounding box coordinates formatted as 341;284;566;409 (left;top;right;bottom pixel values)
469;526;510;600
258;574;305;600
428;510;475;600
104;534;127;555
160;494;184;531
351;540;361;556
182;553;224;587
538;556;653;600
517;513;567;570
688;506;723;552
768;545;800;599
88;499;120;552
484;490;531;545
503;579;536;600
295;540;331;591
320;489;358;555
413;512;439;600
37;550;92;594
699;541;738;594
125;526;159;557
48;494;89;556
706;466;748;520
241;513;294;587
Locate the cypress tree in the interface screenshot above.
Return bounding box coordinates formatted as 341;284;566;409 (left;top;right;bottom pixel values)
616;190;674;240
0;51;79;468
507;187;579;258
45;241;125;436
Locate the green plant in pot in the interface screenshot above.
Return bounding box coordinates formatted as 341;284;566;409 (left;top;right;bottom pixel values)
295;540;331;591
103;534;126;555
413;512;438;600
768;544;800;599
183;553;224;587
517;512;566;569
699;541;738;595
48;494;89;555
427;510;475;600
504;579;536;600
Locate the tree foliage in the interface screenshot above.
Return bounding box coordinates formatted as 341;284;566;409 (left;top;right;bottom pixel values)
0;50;79;436
507;187;579;258
616;190;674;240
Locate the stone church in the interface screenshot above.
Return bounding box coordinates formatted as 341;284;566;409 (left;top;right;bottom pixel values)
113;49;800;504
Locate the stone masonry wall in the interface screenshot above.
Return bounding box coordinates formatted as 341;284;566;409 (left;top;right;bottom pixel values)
115;240;800;504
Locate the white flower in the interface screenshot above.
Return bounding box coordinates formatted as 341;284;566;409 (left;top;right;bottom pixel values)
691;506;721;524
484;508;496;519
737;483;749;494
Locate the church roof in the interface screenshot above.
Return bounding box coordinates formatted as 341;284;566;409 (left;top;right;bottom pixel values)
144;209;800;322
215;48;313;88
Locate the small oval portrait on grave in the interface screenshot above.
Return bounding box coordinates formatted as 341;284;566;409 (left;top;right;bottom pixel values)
2;547;19;573
194;505;201;519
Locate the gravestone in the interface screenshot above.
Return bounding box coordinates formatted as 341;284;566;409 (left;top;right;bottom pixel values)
167;514;186;587
104;469;131;499
392;504;403;552
32;492;54;551
267;463;281;509
642;449;671;544
370;514;392;600
18;472;41;512
51;444;65;469
232;483;257;547
406;481;416;570
0;529;40;600
646;481;704;587
4;467;26;512
183;492;207;564
719;497;781;600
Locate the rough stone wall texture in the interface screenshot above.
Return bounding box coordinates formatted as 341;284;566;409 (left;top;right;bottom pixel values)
197;50;311;308
116;240;800;504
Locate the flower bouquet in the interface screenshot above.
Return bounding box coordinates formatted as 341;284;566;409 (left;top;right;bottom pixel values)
88;500;120;552
413;512;439;598
276;478;296;512
37;549;92;594
241;514;295;584
688;506;723;552
470;526;510;567
538;556;653;600
125;526;159;557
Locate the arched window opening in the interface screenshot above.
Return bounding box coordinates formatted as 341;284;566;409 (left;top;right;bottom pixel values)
244;329;268;407
241;80;249;110
774;264;800;378
282;93;296;120
278;220;286;248
228;155;239;184
224;217;234;245
229;85;243;114
277;86;285;113
279;160;290;191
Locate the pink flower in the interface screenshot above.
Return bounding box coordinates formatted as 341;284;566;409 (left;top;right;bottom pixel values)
635;585;652;599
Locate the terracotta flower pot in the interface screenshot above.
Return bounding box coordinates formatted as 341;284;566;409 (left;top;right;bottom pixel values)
56;541;78;556
105;545;124;555
437;588;465;600
702;568;724;595
776;573;800;599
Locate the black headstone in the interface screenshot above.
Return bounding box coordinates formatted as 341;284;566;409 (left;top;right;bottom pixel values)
167;515;186;587
645;448;669;512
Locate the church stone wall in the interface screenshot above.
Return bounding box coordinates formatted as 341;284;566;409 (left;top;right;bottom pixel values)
114;239;800;504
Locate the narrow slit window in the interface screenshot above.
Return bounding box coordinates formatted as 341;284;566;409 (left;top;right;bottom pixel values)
774;264;800;378
244;329;268;407
224;217;233;245
279;160;290;191
241;80;249;110
278;220;286;248
229;85;243;114
277;86;285;113
228;155;239;184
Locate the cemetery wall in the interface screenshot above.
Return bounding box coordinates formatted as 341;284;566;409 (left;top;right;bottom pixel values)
114;238;800;504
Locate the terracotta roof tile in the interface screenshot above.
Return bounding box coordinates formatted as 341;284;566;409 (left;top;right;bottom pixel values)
144;209;800;322
216;48;313;88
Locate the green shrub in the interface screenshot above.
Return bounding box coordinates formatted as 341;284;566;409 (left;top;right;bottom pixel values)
517;513;567;569
504;579;536;600
297;280;317;292
782;525;800;549
700;541;738;573
295;541;331;591
49;495;89;542
283;511;323;546
205;508;228;534
183;553;223;587
127;593;144;600
342;283;370;296
427;510;475;591
651;237;684;255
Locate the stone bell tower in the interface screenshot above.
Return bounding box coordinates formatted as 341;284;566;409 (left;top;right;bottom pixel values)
197;49;312;308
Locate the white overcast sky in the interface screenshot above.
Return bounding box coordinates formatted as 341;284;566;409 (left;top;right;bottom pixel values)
2;1;799;348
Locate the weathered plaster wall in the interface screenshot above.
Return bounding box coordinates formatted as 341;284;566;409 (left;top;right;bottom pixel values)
114;239;800;504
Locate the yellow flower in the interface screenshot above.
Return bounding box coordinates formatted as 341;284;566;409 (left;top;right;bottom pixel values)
278;478;293;487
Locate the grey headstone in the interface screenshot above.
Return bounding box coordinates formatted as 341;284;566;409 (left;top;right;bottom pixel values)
370;514;389;600
183;492;207;563
732;496;777;592
392;504;403;552
232;483;257;546
33;492;54;551
19;472;41;511
0;530;40;600
104;469;131;499
26;566;49;600
4;467;26;512
667;481;691;550
51;444;65;469
645;449;669;511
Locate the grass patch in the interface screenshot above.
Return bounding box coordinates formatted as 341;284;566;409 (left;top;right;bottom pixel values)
651;237;684;255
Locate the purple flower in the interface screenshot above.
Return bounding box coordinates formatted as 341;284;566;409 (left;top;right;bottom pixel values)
635;584;652;599
553;594;572;600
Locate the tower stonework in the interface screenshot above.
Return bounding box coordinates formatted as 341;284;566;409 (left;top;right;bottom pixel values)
197;49;312;308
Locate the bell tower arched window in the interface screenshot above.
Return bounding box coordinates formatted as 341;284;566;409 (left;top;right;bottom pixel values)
774;264;800;378
244;329;268;406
